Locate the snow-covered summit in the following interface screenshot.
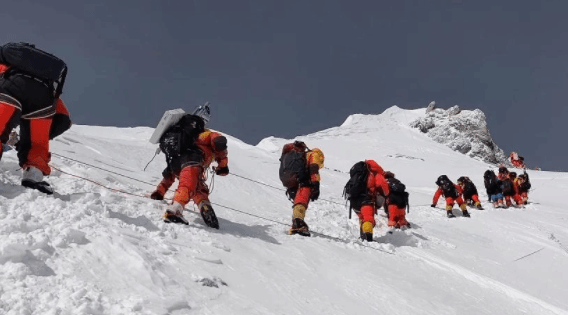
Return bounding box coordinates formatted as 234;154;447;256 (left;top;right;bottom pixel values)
340;105;423;127
409;103;508;165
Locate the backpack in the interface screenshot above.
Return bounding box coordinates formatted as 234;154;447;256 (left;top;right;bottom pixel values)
159;114;205;164
460;177;477;195
520;181;531;191
1;42;68;97
388;177;406;193
436;175;457;198
279;147;308;189
519;174;531;191
386;177;409;210
501;179;514;195
484;170;498;191
343;161;370;210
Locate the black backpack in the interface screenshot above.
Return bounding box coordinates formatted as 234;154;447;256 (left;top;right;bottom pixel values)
279;148;308;189
459;177;477;195
343;161;369;210
484;170;498;190
386;177;410;211
388;177;406;193
159;114;205;163
436;175;457;198
0;42;68;97
520;181;531;191
519;174;531;191
501;179;514;195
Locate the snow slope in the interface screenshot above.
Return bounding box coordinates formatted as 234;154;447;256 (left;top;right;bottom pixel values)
1;106;567;315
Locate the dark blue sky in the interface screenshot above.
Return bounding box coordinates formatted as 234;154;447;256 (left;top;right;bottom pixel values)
2;0;567;171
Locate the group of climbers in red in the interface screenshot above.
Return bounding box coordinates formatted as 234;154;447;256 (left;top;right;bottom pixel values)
145;113;532;239
482;166;530;209
279;148;409;240
341;160;409;240
496;166;531;207
432;175;472;218
430;165;532;219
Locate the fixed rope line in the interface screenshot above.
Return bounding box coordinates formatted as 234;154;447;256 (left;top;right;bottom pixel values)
512;247;545;262
52;153;430;211
229;173;285;191
50;155;392;254
230;172;347;207
52;152;156;187
209;202;393;255
50;164;154;200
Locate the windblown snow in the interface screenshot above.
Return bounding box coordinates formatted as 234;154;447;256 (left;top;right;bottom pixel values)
1;106;567;315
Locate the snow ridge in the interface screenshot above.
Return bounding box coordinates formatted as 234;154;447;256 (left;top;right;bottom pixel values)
1;109;567;315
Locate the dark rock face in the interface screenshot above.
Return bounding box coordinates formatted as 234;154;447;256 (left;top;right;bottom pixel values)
410;105;508;165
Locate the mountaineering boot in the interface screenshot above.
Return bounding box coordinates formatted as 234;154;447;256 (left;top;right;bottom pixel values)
199;201;219;229
459;204;470;217
164;202;189;225
362;232;373;241
289;218;310;237
358;217;365;239
360;221;373;241
289;204;310;236
21;166;54;195
476;203;484;210
446;210;456;218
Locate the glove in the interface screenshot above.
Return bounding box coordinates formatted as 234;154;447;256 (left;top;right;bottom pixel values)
150;190;164;200
310;182;320;201
215;166;229;176
430;204;436;208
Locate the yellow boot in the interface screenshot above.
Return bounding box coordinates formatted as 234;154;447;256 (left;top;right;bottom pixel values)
446;205;456;218
361;221;374;241
290;204;310;236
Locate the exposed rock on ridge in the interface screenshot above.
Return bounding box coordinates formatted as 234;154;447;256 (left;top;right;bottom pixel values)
410;103;508;165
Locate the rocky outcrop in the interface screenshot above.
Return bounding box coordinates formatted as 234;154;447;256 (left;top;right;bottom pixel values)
410;105;508;165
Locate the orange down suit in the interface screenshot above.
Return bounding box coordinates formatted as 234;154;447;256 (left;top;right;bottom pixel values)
0;64;71;175
280;144;323;208
154;129;228;208
511;178;524;205
433;184;467;211
358;160;390;229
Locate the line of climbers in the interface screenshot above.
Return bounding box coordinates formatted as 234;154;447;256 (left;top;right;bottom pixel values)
430;166;531;218
145;103;533;241
0;42;534;242
484;166;531;208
